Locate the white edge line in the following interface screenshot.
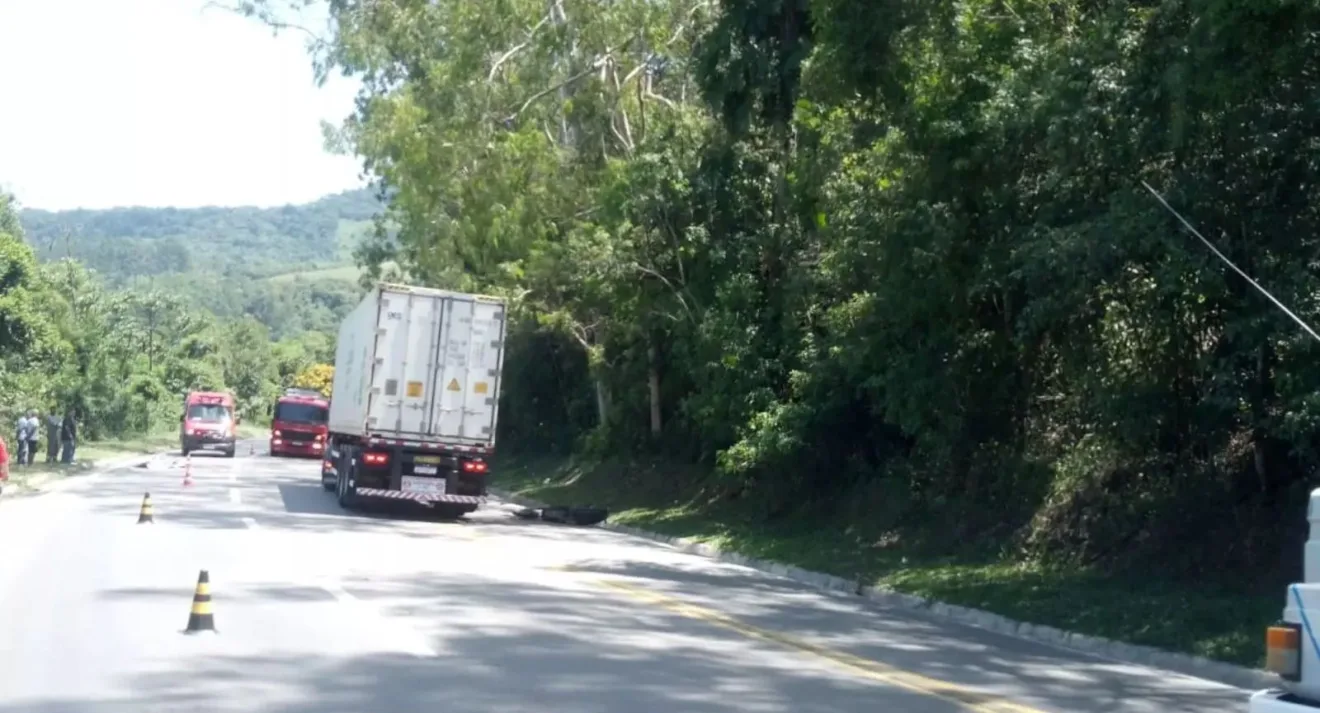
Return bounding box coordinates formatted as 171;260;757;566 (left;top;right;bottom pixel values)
240;516;259;529
229;488;241;504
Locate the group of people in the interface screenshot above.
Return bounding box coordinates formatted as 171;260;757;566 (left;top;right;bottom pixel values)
0;408;77;488
12;409;78;466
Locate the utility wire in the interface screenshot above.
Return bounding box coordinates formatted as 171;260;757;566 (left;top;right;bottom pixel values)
1141;180;1320;345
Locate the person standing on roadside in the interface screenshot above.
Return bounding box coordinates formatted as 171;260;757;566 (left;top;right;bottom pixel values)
60;408;77;465
16;410;37;466
14;414;26;466
45;410;60;464
24;409;39;465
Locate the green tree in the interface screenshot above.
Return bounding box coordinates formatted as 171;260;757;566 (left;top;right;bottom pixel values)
240;0;1320;592
218;317;280;418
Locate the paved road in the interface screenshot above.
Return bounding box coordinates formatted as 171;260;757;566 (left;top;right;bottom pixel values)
0;443;1257;712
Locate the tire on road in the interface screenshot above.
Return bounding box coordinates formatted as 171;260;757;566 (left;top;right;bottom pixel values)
568;506;608;526
432;503;477;520
538;505;608;526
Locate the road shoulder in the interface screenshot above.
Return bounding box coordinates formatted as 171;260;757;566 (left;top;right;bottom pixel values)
488;482;1277;692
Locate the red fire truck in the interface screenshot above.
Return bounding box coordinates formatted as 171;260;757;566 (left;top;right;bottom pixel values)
270;388;330;458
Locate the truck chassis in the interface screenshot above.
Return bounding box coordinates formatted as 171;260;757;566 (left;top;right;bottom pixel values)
322;434;489;518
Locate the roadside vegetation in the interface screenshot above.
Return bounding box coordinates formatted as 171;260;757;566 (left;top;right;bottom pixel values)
10;0;1312;670
232;0;1320;669
0;194;341;452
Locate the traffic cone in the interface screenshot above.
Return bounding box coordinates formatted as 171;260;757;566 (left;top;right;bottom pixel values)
182;455;193;487
183;570;216;634
137;493;154;524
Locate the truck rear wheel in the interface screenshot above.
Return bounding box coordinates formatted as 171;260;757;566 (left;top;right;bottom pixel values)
336;446;358;510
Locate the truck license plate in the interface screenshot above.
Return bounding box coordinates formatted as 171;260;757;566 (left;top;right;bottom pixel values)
401;476;444;495
414;465;438;475
415;455;442;465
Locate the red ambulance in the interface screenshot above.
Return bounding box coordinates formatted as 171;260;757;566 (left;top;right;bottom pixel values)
180;391;238;457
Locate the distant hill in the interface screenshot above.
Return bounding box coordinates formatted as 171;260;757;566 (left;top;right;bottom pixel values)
17;188;388;340
19;188;384;283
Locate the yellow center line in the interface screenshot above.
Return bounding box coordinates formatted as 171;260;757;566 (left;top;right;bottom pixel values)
594;578;1049;713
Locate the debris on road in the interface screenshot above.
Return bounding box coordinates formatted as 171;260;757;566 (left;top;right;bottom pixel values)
513;505;609;527
137;493;153;524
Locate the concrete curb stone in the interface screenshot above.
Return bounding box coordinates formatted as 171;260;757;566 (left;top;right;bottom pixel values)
488;486;1277;692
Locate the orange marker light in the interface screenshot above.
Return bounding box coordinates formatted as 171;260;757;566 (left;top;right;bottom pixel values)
1267;623;1302;681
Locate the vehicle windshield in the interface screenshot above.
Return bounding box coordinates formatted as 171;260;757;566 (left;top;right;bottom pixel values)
274;402;328;424
187;404;232;423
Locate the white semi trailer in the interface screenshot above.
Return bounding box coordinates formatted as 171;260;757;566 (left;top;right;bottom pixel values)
322;282;507;518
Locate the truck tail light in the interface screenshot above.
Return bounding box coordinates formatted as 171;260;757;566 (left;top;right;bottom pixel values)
1266;623;1302;680
273;429;282;437
462;460;488;474
362;451;390;467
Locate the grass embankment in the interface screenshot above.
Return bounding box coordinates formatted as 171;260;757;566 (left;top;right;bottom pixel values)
493;455;1277;668
8;424;268;493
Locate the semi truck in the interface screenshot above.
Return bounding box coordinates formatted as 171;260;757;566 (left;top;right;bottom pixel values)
1253;488;1320;711
322;282;506;518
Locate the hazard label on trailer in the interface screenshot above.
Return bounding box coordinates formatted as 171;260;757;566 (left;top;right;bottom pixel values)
473;381;488;394
446;378;461;391
407;381;424;398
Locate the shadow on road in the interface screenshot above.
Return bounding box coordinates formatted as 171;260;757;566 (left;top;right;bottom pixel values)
0;448;1256;713
0;571;1251;713
78;458;661;550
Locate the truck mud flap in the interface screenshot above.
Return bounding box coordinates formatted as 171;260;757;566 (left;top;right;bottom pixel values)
354;488;484;505
515;505;609;527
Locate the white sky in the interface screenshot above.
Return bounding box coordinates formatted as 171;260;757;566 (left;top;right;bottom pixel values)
0;0;366;211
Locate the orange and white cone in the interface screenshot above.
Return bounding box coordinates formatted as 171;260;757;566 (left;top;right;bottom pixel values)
182;455;194;487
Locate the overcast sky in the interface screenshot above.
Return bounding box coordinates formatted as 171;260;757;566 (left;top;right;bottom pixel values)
0;0;366;211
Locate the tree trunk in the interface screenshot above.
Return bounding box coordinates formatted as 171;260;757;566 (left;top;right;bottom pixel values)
1252;341;1274;492
648;342;662;437
594;375;609;430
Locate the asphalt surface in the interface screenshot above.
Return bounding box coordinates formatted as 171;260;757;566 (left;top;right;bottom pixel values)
0;441;1259;712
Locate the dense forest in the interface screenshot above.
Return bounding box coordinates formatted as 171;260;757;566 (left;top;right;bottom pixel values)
0;192;354;439
19;189;383;338
239;0;1320;619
